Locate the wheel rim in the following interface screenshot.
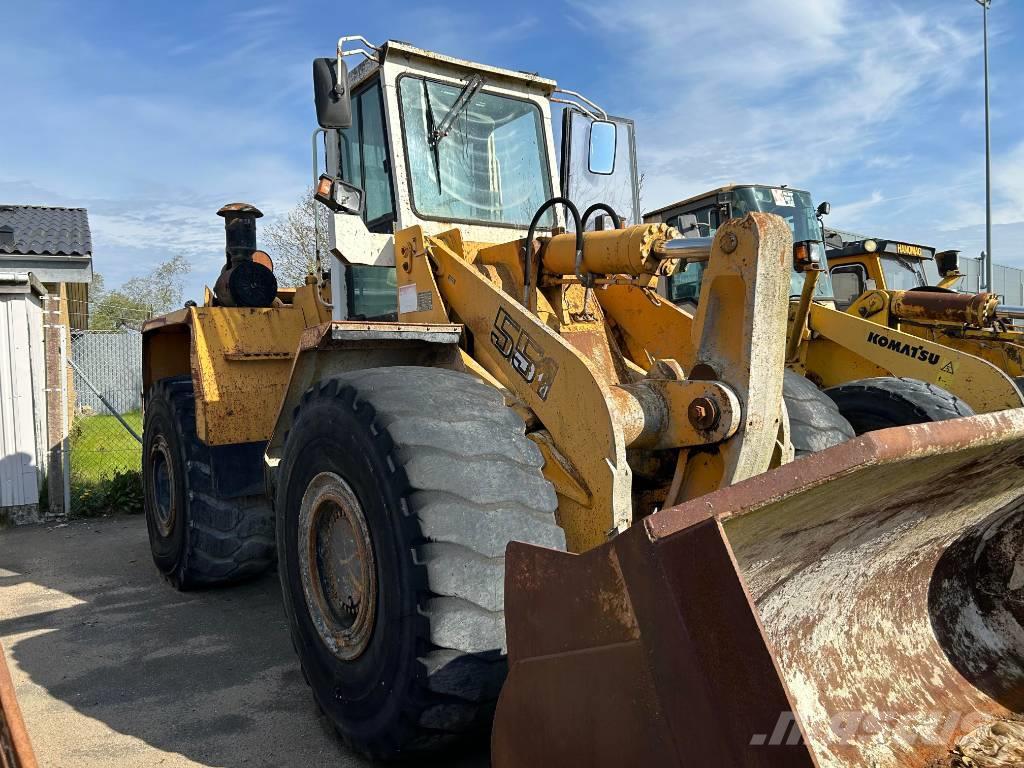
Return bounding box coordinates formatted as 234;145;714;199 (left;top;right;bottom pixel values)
149;436;176;537
298;472;377;661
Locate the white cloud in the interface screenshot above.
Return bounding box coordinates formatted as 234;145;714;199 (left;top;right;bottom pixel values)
569;0;982;222
831;190;885;224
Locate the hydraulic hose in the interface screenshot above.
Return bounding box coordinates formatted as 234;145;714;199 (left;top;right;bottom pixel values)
580;203;622;232
523;197;583;307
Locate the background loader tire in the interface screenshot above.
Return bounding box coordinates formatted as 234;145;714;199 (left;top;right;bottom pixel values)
143;376;275;590
275;366;564;760
782;370;855;457
823;376;974;434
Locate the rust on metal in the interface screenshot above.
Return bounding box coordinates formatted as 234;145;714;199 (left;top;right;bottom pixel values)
494;514;815;766
496;410;1024;767
0;643;37;768
687;395;719;430
892;289;999;327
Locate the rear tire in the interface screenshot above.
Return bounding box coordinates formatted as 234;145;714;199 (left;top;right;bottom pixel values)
782;371;855;457
275;366;564;759
143;376;275;589
823;376;974;434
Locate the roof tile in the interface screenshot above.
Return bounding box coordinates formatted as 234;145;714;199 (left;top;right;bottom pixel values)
0;205;92;256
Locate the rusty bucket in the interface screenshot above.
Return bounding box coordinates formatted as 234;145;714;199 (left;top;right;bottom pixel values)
0;642;36;768
493;411;1024;767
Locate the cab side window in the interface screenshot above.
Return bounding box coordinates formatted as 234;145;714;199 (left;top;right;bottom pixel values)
830;265;867;311
339;81;396;232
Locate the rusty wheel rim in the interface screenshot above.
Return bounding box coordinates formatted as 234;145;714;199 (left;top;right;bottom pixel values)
298;472;377;661
149;436;176;538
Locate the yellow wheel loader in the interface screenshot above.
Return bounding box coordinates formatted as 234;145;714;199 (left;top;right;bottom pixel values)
645;185;1024;440
826;230;1024;384
141;38;1024;766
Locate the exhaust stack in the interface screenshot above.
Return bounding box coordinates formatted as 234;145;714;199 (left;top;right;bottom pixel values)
214;203;278;308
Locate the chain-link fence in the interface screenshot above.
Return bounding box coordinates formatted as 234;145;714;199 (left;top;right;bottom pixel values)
67;327;144;516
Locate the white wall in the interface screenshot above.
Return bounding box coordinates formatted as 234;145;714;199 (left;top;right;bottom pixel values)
0;276;46;509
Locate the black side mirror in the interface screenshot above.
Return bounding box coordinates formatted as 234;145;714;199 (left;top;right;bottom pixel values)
816;201;831;217
936;249;961;276
674;214;701;237
313;57;352;129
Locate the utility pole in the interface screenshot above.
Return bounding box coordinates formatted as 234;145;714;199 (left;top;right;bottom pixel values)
976;0;993;292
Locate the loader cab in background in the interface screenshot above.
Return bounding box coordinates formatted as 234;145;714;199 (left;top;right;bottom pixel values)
643;184;835;305
312;38;641;321
825;234;934;311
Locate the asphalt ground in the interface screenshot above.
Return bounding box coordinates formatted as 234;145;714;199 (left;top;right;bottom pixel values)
0;514;488;767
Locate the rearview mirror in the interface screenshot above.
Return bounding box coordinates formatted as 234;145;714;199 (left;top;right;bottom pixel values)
935;249;961;277
588;120;617;175
313;57;352;129
674;214;703;237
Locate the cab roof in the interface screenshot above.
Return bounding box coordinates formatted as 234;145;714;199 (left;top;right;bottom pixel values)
644;184;810;218
349;39;558;94
829;237;935;261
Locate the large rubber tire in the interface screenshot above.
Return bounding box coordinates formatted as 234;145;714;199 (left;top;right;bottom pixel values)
275;366;564;759
143;376;275;590
823;376;975;434
782;370;855;457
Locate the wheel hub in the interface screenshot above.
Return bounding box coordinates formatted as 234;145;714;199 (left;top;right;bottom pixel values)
298;472;377;660
149;437;176;537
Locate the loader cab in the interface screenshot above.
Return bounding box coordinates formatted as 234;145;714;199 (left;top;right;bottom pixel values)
826;236;933;311
313;38;640;320
644;184;834;305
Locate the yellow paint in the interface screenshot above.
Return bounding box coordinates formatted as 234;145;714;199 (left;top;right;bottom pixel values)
827;249;1024;397
805;303;1022;411
142;282;331;446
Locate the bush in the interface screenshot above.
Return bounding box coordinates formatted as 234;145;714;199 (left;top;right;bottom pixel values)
71;470;144;518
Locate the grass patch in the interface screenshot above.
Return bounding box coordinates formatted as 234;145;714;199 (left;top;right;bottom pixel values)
70;411;144;517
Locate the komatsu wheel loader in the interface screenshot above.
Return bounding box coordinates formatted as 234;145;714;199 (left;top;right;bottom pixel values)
141;37;1024;767
826;230;1024;384
645;185;1024;438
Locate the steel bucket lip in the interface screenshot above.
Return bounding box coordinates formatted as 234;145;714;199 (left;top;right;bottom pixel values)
647;408;1024;540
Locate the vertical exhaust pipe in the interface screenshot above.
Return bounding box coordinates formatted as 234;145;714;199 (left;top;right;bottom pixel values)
214;203;278;308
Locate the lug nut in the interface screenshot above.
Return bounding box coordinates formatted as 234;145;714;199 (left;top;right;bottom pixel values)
688;396;720;431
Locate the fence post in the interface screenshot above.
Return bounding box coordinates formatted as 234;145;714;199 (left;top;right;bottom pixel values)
43;294;68;519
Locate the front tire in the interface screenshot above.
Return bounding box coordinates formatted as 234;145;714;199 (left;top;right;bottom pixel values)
143;376;275;589
782;371;855;457
823;376;974;434
275;366;564;759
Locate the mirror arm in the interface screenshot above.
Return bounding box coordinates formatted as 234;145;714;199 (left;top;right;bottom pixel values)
552;88;608;120
336;35;380;68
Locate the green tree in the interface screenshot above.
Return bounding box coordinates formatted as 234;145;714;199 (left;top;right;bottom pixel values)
261;187;328;288
89;254;191;330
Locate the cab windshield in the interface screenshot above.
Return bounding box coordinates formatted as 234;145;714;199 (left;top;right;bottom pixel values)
730;187;833;298
664;186;833;303
880;255;928;290
399;76;553;227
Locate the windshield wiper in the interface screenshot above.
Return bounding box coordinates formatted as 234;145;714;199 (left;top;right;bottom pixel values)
422;80;443;193
430;74;484;146
423;75;485;194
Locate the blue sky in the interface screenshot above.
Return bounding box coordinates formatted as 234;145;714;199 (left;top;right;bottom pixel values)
1;0;1021;299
